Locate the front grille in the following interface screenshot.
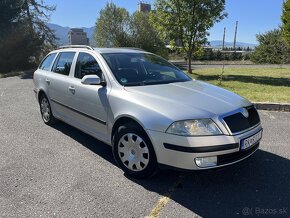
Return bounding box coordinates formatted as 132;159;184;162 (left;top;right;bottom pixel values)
217;143;259;165
223;107;260;133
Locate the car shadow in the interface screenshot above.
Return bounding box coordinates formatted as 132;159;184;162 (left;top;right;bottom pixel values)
52;122;116;166
132;150;290;217
51;122;289;217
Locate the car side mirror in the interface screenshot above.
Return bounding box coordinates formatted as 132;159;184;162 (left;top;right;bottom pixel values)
81;75;103;86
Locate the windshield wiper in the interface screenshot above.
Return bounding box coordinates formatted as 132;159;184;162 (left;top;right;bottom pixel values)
123;82;145;87
142;80;186;85
123;80;187;87
142;81;171;85
125;81;170;86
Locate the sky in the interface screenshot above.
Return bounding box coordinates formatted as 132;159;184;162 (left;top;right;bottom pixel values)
45;0;284;44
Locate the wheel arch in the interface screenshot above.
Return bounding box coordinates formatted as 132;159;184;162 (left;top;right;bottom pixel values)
111;116;145;142
37;89;47;103
110;115;160;162
111;115;159;177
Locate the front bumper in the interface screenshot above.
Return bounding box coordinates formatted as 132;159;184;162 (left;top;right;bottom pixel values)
147;124;262;170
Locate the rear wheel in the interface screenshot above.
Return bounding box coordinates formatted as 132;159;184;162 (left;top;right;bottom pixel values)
113;123;158;179
39;94;57;125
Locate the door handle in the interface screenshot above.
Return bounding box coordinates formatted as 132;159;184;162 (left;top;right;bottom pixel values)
45;78;50;85
68;86;75;94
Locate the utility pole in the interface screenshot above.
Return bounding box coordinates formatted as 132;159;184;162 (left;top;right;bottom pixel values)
233;21;238;51
222;27;226;50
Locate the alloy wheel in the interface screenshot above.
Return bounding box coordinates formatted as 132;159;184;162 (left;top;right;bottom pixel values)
40;97;51;122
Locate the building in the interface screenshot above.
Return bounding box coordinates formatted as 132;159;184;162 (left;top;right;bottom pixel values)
68;28;89;45
138;2;151;12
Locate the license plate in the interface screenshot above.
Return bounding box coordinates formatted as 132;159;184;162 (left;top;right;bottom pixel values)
241;130;262;150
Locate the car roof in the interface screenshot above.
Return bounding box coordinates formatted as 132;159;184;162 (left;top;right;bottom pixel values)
94;48;148;54
54;45;149;54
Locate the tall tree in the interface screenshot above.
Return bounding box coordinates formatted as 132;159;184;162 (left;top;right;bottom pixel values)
0;0;56;73
152;0;227;73
0;0;31;72
251;28;290;64
0;0;23;34
95;3;132;47
131;12;168;57
282;0;290;47
21;0;57;54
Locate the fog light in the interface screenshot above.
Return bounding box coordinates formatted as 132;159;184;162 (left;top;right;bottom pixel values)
195;156;217;168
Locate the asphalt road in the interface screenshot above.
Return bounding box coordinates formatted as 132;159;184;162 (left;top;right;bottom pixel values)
0;73;289;218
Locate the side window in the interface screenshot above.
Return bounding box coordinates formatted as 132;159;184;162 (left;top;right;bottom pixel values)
39;53;57;71
75;52;103;79
53;52;75;76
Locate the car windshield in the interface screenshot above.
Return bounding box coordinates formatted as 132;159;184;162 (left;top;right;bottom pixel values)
102;53;191;86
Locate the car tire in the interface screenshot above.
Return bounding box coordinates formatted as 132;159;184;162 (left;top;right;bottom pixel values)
39;94;58;125
113;122;158;179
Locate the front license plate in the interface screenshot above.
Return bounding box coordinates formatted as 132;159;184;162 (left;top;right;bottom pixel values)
241;130;262;150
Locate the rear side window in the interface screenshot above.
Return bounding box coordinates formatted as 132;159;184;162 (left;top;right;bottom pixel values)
75;52;103;79
53;52;75;76
39;53;57;71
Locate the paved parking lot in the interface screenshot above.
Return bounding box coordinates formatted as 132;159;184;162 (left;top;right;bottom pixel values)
0;73;289;217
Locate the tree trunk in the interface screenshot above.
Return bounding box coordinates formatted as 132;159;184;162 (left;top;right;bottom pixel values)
188;51;193;74
23;0;33;32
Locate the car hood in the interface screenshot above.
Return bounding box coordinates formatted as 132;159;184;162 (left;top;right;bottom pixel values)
124;80;252;121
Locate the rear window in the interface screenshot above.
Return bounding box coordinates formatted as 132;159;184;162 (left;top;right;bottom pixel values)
53;52;75;76
39;53;57;71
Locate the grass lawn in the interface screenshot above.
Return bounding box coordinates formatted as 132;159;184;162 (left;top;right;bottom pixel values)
187;68;290;103
1;67;289;103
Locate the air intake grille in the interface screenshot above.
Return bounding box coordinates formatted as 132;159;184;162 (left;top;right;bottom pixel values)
217;143;259;165
223;107;260;134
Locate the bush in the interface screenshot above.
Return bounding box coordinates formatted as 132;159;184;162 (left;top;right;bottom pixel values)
251;28;290;64
0;27;42;73
193;49;247;61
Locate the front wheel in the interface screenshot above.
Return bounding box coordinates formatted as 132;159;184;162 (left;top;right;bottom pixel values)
113;123;158;179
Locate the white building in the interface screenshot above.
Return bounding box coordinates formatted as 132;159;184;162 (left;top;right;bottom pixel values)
138;2;151;12
68;28;89;45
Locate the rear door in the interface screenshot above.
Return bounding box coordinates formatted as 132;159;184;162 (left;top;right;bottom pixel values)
65;52;109;141
48;52;76;119
35;52;58;97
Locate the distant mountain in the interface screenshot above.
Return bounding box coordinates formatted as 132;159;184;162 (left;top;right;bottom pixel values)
210;40;257;48
46;23;95;46
46;23;257;48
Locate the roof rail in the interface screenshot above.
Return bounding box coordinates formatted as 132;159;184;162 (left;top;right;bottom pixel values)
115;47;146;51
58;45;94;50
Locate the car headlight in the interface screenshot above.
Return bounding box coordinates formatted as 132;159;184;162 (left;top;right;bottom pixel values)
166;119;222;136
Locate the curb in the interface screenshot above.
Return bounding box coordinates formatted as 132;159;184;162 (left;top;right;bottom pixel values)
254;102;290;112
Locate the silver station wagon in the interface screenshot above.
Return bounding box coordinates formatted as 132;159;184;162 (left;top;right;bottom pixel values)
33;45;263;178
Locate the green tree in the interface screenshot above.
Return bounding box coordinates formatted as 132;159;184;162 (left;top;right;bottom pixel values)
22;0;57;55
251;28;290;64
0;0;30;72
0;0;56;73
0;27;40;72
282;0;290;47
151;0;227;73
95;3;132;47
131;12;168;57
0;0;22;35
